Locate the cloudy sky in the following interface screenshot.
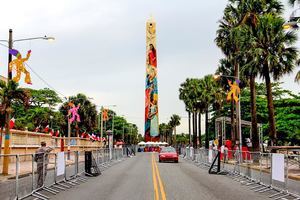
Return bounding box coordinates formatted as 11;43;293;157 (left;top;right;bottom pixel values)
0;0;298;135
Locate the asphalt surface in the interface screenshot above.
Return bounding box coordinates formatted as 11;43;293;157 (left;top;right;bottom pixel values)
47;153;271;200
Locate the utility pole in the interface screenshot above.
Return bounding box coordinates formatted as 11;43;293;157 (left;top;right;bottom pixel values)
3;29;13;175
67;101;71;160
100;107;104;147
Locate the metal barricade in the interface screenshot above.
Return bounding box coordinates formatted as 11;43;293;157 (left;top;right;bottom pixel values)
286;154;300;197
0;154;18;200
17;154;35;199
1;148;128;200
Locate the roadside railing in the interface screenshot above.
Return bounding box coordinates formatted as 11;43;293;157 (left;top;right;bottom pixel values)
181;147;300;199
0;147;126;200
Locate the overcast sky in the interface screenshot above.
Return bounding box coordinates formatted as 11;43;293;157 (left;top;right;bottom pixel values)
0;0;298;135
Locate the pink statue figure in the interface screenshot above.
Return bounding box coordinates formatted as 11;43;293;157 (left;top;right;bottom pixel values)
68;103;81;123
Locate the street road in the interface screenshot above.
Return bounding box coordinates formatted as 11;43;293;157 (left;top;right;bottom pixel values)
49;153;270;200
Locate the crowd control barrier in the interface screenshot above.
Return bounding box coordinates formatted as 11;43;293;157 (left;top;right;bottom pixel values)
0;147;126;200
182;147;300;200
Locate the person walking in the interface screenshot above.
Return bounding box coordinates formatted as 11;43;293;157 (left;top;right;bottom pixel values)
35;141;53;188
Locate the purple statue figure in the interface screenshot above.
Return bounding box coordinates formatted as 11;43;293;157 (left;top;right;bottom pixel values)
68;103;81;123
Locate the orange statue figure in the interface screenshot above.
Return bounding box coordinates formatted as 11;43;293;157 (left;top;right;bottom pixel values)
9;49;32;84
227;79;240;103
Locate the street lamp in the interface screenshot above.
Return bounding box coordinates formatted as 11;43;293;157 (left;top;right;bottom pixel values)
283;7;300;30
1;29;54;175
214;73;242;153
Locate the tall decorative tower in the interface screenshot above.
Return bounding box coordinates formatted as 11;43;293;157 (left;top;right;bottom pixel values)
145;17;159;142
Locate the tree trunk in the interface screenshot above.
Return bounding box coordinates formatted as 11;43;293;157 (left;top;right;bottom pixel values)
188;111;191;145
250;75;259;151
264;69;277;146
205;110;209;149
173;127;176;144
192;112;197;148
198;112;202;148
194;112;198;148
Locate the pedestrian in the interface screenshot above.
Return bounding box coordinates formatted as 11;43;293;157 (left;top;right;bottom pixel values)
224;145;228;163
35;141;53;188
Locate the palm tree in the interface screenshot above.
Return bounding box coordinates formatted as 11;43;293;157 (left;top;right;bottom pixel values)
0;80;30;174
168;114;181;144
199;75;217;149
247;13;298;145
217;0;285;148
60;93;97;136
238;0;283;150
179;78;197;146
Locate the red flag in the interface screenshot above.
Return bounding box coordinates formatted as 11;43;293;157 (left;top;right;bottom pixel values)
9;117;15;129
34;125;41;132
81;132;86;138
49;129;54;136
55;130;60;137
44;125;49;133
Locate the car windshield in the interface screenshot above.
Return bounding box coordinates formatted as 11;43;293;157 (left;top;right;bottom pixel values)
161;147;176;153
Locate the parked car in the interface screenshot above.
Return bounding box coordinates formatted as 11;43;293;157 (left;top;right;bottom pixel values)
158;147;178;163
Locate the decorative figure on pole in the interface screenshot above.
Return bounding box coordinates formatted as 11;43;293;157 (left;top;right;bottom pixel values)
8;49;32;84
68;102;81;123
226;79;241;103
102;109;109;121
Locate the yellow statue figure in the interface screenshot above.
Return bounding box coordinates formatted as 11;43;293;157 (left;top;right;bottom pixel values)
9;49;32;84
227;79;240;103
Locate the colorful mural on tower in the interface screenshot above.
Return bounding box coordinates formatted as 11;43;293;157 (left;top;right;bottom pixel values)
145;17;159;142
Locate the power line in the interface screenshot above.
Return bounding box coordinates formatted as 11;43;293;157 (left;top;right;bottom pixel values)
25;63;67;99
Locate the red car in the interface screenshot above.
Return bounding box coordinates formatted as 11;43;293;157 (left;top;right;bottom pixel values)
158;147;178;163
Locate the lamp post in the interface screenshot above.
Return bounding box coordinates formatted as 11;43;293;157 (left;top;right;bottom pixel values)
283;3;300;30
214;73;242;153
1;29;54;175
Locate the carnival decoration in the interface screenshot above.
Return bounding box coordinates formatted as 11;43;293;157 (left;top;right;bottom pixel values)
8;49;32;84
145;17;159;142
68;102;81;123
226;79;241;103
102;109;109;121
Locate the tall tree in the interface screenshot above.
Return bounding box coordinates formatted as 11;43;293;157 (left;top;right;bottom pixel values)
60;93;97;136
0;81;30;174
247;13;298;145
168;114;181;145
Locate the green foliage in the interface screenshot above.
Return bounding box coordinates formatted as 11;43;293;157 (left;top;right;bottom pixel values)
59;93;97;135
27;88;62;107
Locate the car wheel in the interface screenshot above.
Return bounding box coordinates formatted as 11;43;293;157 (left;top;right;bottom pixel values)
159;159;161;162
175;160;178;163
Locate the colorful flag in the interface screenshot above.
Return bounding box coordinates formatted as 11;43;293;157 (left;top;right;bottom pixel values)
43;125;49;133
9;117;15;129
